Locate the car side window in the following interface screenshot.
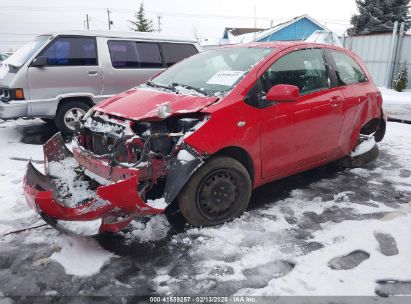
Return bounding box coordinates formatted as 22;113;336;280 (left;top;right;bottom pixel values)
160;43;198;67
108;41;162;69
330;50;368;86
41;37;97;66
262;48;330;95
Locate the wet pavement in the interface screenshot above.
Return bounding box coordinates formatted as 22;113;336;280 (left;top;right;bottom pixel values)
0;120;411;300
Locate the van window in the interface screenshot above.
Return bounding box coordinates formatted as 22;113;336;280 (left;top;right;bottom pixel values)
136;42;162;68
160;43;198;67
108;41;162;68
108;41;139;68
40;37;97;66
330;50;368;85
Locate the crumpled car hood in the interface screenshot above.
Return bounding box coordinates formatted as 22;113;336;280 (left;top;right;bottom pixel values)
95;88;219;120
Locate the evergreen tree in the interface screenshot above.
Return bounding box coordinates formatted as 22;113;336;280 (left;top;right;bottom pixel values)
129;2;154;32
393;63;408;92
350;0;410;35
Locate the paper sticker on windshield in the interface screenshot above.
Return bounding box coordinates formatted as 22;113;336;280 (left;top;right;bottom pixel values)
206;70;245;86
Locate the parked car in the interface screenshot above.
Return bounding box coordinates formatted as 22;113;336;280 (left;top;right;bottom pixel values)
24;42;386;235
0;30;200;133
0;52;10;62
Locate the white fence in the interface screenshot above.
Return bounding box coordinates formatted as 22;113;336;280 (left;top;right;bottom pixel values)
343;27;411;89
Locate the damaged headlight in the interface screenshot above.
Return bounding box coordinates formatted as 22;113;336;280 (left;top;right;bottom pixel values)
175;117;200;133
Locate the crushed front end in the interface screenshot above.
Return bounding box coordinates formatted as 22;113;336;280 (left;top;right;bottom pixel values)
23;110;208;235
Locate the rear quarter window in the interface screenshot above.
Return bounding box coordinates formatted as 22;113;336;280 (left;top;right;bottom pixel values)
330;50;368;86
160;43;198;67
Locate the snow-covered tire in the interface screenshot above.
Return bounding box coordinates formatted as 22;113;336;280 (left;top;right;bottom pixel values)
178;156;251;227
337;139;379;168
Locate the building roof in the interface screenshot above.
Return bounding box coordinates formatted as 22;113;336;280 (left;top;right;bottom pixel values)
231;14;331;44
224;27;266;36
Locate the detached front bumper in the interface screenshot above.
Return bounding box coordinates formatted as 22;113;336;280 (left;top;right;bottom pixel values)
23;133;165;235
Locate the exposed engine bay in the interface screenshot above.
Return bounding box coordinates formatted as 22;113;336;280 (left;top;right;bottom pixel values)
23;110;209;235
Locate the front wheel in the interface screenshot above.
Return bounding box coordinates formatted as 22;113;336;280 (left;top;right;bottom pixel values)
178;156;252;227
55;101;90;135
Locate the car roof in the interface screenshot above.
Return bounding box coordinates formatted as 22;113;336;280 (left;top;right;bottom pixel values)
38;30;198;43
221;41;347;52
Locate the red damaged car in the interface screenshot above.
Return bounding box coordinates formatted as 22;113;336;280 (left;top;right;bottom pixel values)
23;42;386;235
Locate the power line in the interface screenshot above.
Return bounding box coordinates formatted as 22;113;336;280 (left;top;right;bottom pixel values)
0;5;351;24
0;32;38;36
0;40;31;43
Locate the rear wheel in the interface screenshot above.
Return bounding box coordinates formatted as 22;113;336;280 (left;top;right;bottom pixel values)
178;156;252;227
337;135;379;168
55;101;90;135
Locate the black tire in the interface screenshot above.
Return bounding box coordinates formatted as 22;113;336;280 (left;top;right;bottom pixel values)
337;141;379;168
55;101;90;135
178;156;252;227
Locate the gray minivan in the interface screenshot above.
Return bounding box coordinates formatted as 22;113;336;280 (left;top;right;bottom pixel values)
0;30;201;133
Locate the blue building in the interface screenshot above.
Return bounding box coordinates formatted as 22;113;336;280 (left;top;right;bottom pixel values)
226;15;330;44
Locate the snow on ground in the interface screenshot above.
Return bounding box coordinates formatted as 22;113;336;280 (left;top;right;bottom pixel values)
0;118;411;297
0;119;115;278
0;119;44;235
50;236;115;277
380;87;411;121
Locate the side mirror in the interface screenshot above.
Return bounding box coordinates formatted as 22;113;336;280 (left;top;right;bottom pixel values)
30;56;48;67
266;84;300;102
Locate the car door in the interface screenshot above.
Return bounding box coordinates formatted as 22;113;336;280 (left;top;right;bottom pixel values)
327;49;372;150
259;48;345;180
27;36;103;116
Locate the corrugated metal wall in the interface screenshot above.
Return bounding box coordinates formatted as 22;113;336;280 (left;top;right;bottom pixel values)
397;37;411;89
344;34;411;89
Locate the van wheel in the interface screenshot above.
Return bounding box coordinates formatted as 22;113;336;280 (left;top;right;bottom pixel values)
55;101;90;135
178;156;251;227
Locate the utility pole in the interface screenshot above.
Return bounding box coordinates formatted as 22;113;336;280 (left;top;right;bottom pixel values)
85;14;90;30
107;9;113;30
157;15;162;33
253;5;257;40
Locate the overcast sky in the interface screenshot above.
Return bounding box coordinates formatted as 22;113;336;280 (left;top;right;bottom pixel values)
0;0;358;52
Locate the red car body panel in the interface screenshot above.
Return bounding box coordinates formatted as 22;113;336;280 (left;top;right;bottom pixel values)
187;43;383;188
95;88;219;121
22;42;385;235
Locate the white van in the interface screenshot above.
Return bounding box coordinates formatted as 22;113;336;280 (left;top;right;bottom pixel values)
0;30;201;133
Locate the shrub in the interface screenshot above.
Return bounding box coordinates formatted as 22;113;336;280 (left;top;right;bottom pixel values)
393;63;408;92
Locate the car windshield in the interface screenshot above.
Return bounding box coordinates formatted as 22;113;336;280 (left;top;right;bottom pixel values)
3;35;51;68
150;47;274;97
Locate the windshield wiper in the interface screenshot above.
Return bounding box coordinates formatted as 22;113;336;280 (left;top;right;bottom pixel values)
146;81;176;92
171;83;209;96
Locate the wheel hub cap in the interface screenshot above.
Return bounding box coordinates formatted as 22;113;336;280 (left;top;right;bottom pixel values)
64;108;86;131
